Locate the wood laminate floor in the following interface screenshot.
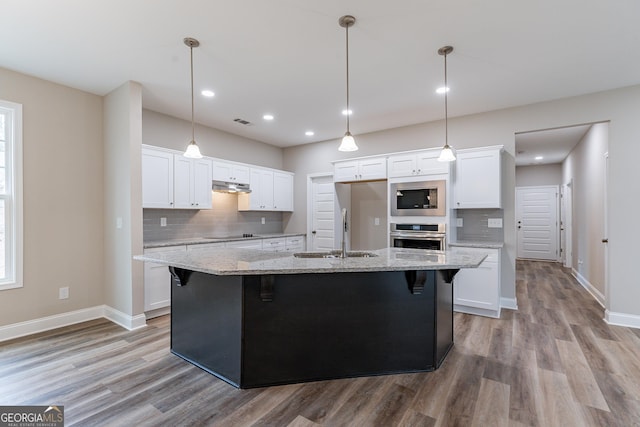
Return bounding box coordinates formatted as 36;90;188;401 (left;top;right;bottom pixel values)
1;260;640;426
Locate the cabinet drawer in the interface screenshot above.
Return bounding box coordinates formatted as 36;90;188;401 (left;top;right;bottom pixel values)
262;238;286;251
226;240;263;249
285;236;305;251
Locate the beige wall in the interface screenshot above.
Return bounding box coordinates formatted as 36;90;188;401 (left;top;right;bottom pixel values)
104;82;144;318
142;109;284;170
0;67;105;326
516;163;563;187
284;84;640;319
350;182;388;250
563;123;608;296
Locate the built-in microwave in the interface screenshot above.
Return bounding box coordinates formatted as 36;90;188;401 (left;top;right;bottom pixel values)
390;180;446;216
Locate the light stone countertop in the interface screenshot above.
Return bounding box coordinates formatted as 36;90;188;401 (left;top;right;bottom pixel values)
448;241;504;249
144;233;306;249
134;247;488;276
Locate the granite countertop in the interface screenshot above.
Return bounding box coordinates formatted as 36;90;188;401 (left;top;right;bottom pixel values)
134;247;488;276
144;233;306;249
448;241;504;249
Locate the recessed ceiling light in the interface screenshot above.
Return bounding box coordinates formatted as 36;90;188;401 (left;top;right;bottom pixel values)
305;131;314;136
436;86;449;94
263;114;274;121
342;109;352;116
535;156;544;160
201;90;215;97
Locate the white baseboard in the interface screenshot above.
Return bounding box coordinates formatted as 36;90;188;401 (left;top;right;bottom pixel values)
454;304;501;319
605;310;640;329
0;305;147;343
572;268;605;308
103;306;147;331
500;297;518;310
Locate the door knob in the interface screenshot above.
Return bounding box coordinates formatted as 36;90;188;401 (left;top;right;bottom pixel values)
312;230;317;235
602;238;608;243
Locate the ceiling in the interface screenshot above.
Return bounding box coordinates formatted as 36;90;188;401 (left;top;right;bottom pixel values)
515;124;592;166
2;1;639;149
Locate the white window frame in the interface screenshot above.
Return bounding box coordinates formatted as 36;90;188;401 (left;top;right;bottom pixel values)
0;100;23;290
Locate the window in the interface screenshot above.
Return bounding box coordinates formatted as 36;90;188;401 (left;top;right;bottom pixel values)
0;100;23;290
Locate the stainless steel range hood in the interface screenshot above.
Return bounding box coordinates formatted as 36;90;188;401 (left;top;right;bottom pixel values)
212;180;251;194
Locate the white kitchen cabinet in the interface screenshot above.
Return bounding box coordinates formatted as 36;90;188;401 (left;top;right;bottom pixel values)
262;237;286;252
273;172;294;211
387;150;449;178
142;147;174;208
173;155;213;209
212;160;250;184
285;235;305;252
144;245;187;314
334;157;387;183
238;168;294;212
226;239;263;249
186;242;225;252
454;146;503;209
453;248;501;318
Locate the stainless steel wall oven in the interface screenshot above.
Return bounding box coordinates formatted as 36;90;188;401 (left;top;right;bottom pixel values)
390;223;446;251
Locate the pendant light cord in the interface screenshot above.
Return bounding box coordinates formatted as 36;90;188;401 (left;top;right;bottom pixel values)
345;23;350;134
190;44;195;143
444;51;448;147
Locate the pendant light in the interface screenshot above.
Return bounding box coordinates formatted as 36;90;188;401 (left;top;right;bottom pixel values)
338;15;358;152
183;37;203;159
437;46;456;162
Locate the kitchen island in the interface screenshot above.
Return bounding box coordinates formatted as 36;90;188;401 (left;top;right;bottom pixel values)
135;247;486;388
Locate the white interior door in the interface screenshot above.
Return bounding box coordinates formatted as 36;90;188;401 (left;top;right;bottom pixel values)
516;186;559;260
310;176;335;251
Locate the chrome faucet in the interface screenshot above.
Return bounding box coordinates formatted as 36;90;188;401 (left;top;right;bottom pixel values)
341;208;348;258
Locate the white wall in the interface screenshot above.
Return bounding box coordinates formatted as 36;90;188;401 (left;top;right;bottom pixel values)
563;123;608;297
104;82;144;320
0;67;105;327
516;163;563;187
284;84;640;323
142;109;284;170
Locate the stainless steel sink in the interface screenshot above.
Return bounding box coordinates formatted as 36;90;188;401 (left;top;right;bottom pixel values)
293;250;378;259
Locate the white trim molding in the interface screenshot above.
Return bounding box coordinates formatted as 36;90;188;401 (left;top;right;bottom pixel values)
572;268;605;307
605;310;640;330
500;297;518;310
0;305;147;342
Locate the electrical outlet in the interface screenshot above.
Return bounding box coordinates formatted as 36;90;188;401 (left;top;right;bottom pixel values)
261;217;266;225
374;217;380;226
59;287;69;300
456;218;463;227
487;218;503;228
160;217;167;227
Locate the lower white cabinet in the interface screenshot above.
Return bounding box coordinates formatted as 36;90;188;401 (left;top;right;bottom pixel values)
453;248;501;318
143;245;187;314
285;235;305;252
262;237;286;252
226;239;263;250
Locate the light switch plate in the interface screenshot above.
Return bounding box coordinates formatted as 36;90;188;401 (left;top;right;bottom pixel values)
116;217;123;229
160;217;167;227
456;218;463;227
261;217;266;225
488;218;503;228
374;217;380;226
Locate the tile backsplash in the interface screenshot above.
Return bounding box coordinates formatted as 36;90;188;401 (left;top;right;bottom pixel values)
456;209;504;242
144;192;283;242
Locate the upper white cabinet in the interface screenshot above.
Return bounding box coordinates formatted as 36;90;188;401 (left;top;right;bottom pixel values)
212;160;250;184
142;147;174;208
238;168;294;212
173;155;213;209
334;157;386;183
454;146;503;209
273;171;294;211
387;150;449;178
142;146;212;210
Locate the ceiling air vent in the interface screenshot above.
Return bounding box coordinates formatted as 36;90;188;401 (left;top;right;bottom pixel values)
233;118;253;126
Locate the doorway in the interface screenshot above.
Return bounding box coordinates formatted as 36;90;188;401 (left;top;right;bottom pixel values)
516;185;559;261
307;174;336;251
